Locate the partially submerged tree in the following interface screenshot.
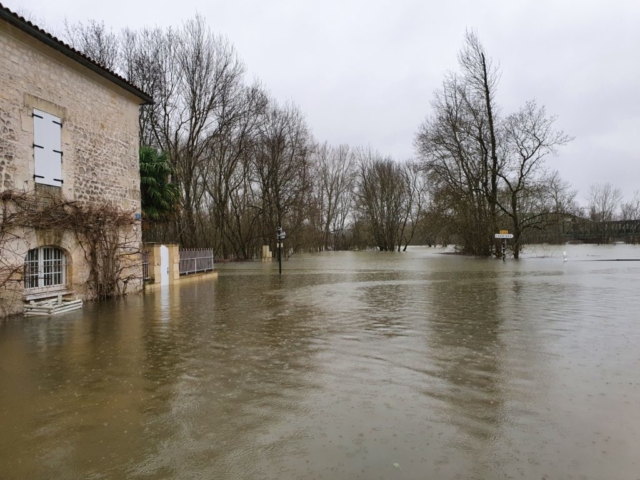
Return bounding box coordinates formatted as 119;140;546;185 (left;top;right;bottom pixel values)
312;143;356;251
398;161;428;250
497;102;572;257
416;30;572;257
356;150;409;251
202;84;268;258
415;32;500;255
458;31;501;241
253;102;312;255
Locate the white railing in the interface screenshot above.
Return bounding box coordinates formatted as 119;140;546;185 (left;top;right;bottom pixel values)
141;251;151;280
179;248;214;276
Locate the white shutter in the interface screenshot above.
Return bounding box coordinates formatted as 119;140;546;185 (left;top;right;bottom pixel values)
33;109;63;187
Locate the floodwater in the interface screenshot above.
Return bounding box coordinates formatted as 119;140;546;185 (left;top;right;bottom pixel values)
1;245;640;480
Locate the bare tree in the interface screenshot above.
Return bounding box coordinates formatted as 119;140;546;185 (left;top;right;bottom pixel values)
497;101;572;258
253;102;312;254
415;32;502;255
312;143;356;250
398;161;428;251
416;32;572;257
225;157;263;259
458;30;501;241
545;170;579;243
63;19;120;70
587;182;623;222
120;26;172;147
203;84;268;258
620;191;640;221
133;17;247;247
415;74;494;255
14;8;53;34
548;170;579;216
356;150;408;251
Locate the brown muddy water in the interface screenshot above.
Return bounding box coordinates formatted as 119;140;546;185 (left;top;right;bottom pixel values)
1;245;640;479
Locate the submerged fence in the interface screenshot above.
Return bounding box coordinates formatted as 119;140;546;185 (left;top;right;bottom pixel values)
179;248;214;276
141;251;150;281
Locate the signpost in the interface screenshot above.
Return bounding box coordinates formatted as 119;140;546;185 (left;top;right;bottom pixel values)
495;231;513;260
276;227;286;275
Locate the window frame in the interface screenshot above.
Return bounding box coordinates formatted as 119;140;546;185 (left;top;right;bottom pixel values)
24;247;67;290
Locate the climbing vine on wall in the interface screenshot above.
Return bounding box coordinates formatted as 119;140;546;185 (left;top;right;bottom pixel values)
0;190;141;305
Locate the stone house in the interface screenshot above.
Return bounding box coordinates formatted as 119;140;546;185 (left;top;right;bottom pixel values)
0;4;153;316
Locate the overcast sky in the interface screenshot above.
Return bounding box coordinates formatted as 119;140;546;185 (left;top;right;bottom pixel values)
9;0;640;202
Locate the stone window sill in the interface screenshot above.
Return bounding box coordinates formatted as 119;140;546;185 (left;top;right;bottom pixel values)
24;285;70;302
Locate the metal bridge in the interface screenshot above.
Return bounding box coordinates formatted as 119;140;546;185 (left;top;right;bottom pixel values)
563;219;640;242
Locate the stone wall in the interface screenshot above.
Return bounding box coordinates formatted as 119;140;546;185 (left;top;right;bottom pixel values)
0;21;144;316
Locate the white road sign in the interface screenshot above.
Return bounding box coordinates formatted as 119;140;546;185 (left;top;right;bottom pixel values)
495;233;514;239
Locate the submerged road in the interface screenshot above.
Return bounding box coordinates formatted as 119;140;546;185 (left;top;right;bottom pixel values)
1;245;639;479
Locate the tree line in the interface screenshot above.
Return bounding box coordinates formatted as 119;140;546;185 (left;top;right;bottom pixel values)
63;16;428;258
63;19;636;259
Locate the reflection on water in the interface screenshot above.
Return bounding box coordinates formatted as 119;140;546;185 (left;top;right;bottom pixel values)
1;245;640;479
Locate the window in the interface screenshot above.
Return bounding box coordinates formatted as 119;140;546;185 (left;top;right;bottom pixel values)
33;109;63;187
24;247;67;289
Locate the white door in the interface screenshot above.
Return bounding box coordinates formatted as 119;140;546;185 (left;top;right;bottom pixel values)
160;245;169;286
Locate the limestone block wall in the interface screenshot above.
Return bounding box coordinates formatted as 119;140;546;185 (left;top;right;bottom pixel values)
0;22;145;316
0;23;142;210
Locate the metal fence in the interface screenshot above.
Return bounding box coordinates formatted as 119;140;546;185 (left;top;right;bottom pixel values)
141;251;150;281
179;248;214;276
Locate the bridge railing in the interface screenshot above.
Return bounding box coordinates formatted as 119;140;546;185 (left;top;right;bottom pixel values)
563;219;640;242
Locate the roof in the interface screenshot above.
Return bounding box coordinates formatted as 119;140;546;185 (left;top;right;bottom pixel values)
0;3;153;105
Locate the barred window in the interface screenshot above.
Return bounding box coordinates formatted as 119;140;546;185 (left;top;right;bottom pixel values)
24;247;66;289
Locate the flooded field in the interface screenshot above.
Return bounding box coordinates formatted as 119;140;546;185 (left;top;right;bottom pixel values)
1;245;639;479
